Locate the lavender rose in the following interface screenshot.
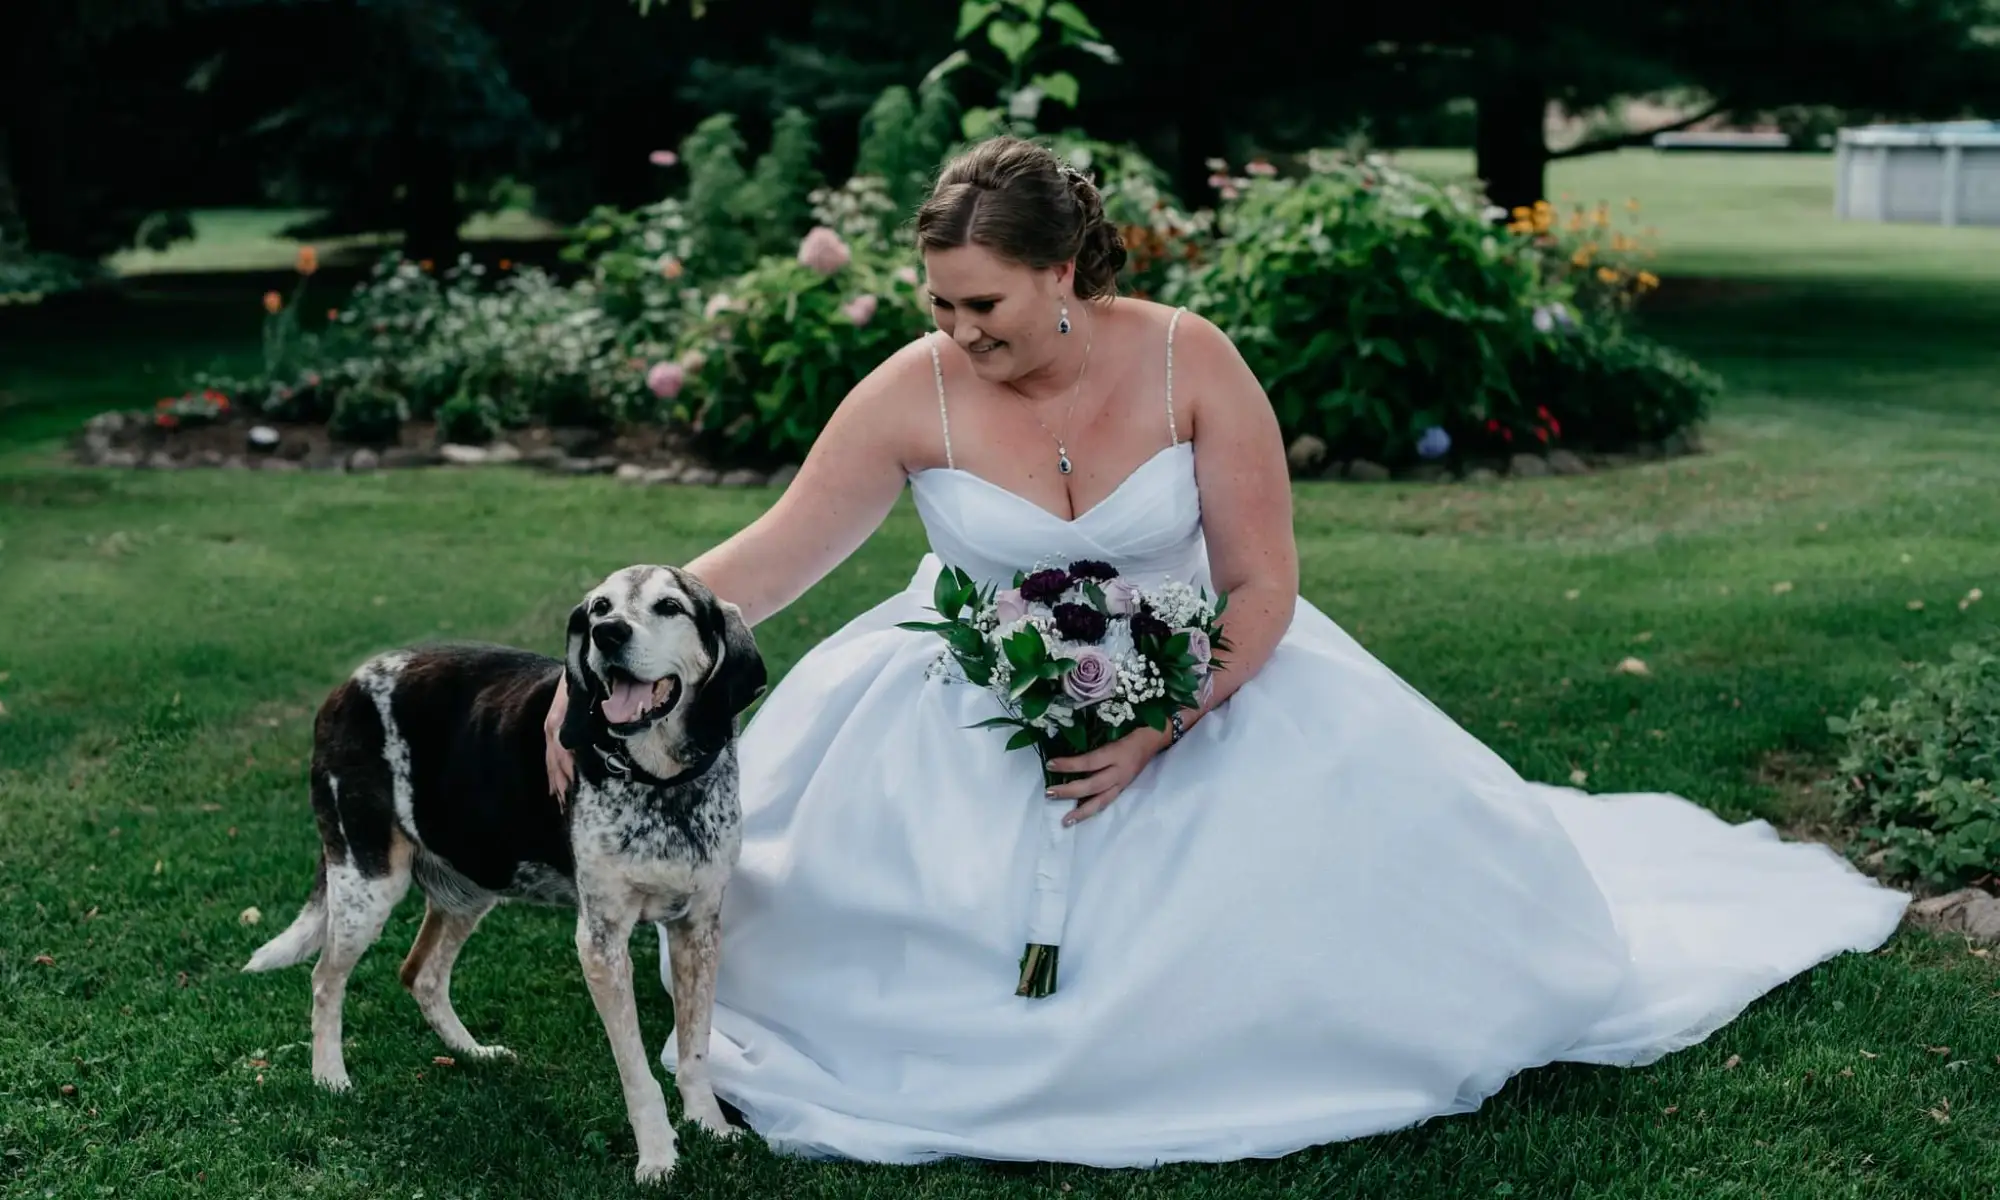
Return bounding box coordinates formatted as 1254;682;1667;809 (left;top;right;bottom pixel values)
1196;669;1215;708
1180;627;1212;667
1062;646;1118;705
1019;568;1071;604
992;587;1029;624
1101;578;1142;616
1053;602;1108;644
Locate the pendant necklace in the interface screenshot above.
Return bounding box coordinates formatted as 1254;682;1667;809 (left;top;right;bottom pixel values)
1030;320;1092;476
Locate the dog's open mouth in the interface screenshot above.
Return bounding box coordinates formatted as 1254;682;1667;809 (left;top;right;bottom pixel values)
600;667;681;732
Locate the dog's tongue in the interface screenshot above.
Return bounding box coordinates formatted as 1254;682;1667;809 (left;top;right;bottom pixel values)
601;678;653;725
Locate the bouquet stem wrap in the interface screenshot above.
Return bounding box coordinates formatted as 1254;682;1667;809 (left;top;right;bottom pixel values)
1018;762;1079;998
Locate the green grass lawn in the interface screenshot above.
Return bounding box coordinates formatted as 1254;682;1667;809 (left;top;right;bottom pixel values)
4;150;2000;1198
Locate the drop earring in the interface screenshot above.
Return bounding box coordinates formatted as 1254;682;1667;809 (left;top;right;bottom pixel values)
1058;302;1072;335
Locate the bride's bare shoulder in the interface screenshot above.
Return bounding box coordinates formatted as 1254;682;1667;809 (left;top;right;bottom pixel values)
818;332;948;472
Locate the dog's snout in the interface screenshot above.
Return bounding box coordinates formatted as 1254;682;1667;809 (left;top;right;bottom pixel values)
591;619;633;652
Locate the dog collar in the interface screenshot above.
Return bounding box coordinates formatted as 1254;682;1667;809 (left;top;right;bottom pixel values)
588;739;720;792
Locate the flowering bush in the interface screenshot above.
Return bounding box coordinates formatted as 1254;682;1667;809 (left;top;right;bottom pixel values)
562;196;703;350
0;242;105;306
150;388;234;430
1505;197;1662;320
671;226;931;465
901;558;1229;995
1165;151;1708;467
1050;136;1210;302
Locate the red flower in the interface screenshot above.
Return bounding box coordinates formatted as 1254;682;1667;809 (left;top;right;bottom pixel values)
1536;406;1553;421
1485;419;1500;433
1502;429;1514;442
1549;418;1562;438
1535;427;1550;443
156;413;179;428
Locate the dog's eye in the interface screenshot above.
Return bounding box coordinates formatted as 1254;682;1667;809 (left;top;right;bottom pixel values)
652;597;683;618
589;597;612;617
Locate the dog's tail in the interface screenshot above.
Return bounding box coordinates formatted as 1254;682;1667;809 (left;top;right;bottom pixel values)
242;854;328;972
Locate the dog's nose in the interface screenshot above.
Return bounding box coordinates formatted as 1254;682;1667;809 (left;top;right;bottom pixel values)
591;619;633;652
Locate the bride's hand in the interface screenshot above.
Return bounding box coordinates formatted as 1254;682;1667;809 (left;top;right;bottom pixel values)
1045;724;1174;826
545;676;576;799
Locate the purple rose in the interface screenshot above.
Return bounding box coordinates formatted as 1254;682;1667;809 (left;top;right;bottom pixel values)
992;588;1029;624
1180;627;1212;667
1066;559;1118;582
1019;568;1071;604
1053;602;1108;644
1196;670;1215;708
1102;578;1142;616
1062;647;1118;705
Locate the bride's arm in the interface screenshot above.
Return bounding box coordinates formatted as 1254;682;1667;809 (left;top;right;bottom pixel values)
1175;312;1299;731
680;344;929;626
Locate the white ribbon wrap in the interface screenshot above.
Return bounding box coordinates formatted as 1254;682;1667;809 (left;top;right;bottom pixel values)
1024;794;1076;946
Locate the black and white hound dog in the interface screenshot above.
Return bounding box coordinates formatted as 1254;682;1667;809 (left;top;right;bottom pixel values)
244;564;765;1185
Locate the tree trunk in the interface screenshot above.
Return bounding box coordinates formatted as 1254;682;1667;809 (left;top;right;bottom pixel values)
399;140;462;264
1474;71;1549;214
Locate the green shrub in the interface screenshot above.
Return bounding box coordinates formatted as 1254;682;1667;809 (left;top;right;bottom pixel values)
435;390;502;445
562;196;702;348
0;242;105;305
1828;642;2000;887
328;380;408;446
673;230;931;466
1166;152;1709;466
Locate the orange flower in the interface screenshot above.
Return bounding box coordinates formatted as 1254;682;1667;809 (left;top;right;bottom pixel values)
263;291;283;314
498;258;512;270
419;259;435;272
296;245;319;276
1596;267;1620;285
327;308;340;320
660;257;684;280
1636;270;1661;292
1570;247;1594;268
157;398;174;409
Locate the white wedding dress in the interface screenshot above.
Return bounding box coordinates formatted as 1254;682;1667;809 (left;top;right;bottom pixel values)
659;322;1908;1168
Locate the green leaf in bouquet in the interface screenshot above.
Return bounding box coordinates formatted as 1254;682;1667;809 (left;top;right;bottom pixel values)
969;715;1027;731
1061;720;1091;753
1136;700;1172;732
1164;631;1191;658
1006;727;1042;753
1013;569;1028;588
1003;628;1046;671
1082;580;1108;611
933;566;963;621
1020;689;1053;722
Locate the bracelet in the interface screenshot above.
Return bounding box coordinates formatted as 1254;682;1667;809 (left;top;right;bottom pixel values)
1168;711;1186;745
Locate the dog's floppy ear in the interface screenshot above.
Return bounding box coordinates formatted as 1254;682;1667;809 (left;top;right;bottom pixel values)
684;584;767;751
559;602;599;752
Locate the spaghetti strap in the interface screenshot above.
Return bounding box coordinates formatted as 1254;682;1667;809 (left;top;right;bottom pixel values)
1165;306;1186;446
927;333;954;469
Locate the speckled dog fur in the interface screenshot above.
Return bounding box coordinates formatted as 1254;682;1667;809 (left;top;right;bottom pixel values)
244;565;765;1186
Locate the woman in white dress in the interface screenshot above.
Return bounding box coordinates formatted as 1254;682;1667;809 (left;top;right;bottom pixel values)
543;135;1907;1168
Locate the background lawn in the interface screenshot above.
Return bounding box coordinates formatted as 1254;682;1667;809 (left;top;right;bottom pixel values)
2;150;1998;1198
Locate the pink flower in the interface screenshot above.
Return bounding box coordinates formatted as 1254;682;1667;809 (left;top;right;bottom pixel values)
797;226;851;275
1246;159;1278;177
1219;186;1241;201
678;349;707;373
1180;627;1212;667
992;588;1029;625
1102;579;1142;616
648;150;678;167
1062;647;1118;706
842;293;878;326
646;361;685;400
704;292;736;319
895;265;921;287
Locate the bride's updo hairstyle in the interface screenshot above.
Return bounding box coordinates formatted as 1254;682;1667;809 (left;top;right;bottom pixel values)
915;136;1128;301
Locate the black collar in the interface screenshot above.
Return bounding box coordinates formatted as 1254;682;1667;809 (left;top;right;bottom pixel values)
585;735;720;793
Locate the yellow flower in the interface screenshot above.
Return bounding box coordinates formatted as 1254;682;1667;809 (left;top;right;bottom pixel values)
1625;197;1642;212
262;291;283;314
1636;270;1660;292
1511;206;1532;221
1596;266;1621;284
1507;219;1535;235
1565;213;1585;233
1571;247;1595;268
1611;233;1633;252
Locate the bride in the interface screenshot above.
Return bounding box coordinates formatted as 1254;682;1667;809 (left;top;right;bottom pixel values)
542;135;1907;1167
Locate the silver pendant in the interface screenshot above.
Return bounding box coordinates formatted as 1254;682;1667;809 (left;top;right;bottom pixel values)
1058;452;1073;475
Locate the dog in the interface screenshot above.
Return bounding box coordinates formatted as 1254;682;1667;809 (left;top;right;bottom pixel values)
243;564;765;1185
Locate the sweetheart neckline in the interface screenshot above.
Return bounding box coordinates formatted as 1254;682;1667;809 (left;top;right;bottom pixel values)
908;441;1192;526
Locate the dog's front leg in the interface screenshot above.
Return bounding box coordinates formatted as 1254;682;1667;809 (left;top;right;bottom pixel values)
575;893;678;1185
666;894;732;1138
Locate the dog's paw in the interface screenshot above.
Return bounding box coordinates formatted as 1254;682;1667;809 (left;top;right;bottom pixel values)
684;1098;737;1140
633;1155;678;1186
313;1069;353;1094
465;1043;516;1062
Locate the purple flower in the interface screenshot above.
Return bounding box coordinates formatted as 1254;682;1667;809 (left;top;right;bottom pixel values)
1066;559;1118;582
1416;426;1451;460
1019;568;1071;604
992;588;1028;624
1196;670;1215;708
1180;627;1212;667
1053;602;1107;644
1130;610;1172;641
1062;647;1118;705
1102;578;1142;616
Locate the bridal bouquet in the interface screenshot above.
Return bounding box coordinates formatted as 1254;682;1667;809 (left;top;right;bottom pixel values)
900;559;1229;997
